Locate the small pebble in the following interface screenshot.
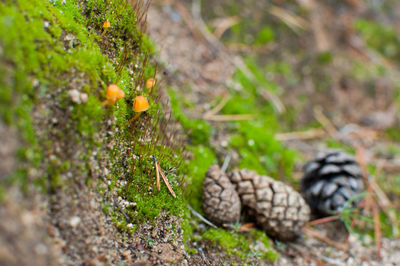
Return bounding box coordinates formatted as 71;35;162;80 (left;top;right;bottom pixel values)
80;92;88;103
68;89;81;104
69;216;81;227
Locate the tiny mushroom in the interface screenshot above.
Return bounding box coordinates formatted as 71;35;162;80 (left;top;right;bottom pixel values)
146;78;156;89
100;20;111;39
102;84;125;106
129;95;149;123
103;20;111;28
146;78;156;94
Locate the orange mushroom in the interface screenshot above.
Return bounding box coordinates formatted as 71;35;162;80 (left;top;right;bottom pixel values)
103;20;111;28
102;84;125;106
146;78;156;89
146;78;156;94
100;20;111;39
128;96;149;123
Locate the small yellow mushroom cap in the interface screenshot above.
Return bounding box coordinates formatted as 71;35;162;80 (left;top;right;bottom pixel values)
106;84;125;103
133;96;149;112
103;20;111;28
146;78;156;89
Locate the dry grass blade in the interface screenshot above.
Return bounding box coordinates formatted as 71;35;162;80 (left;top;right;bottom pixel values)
303;227;348;252
275;128;326;141
188;205;218;229
238;223;256;232
157;163;177;198
307;215;339;226
269;6;309;33
313;106;337;137
204;114;254;121
212;16;241;39
155;160;160;191
203;95;231;118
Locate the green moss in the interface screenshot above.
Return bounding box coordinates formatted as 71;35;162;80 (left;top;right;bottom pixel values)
184;145;217;211
325;139;355;155
355;18;400;60
384;127;400;142
202;228;279;262
254;26;275;45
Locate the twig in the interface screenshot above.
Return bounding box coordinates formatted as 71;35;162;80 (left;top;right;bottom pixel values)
188;205;218;229
275;128;326;141
303;227;348;252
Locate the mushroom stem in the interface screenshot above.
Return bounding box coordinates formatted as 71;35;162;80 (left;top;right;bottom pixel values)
101;99;110;107
99;28;108;39
128;112;141;124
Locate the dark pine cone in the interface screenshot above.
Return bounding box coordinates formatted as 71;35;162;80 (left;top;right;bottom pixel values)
202;165;241;225
301;150;364;216
229;169;310;241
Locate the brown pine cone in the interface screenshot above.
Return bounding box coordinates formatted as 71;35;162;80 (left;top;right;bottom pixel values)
202;165;241;225
229;169;310;241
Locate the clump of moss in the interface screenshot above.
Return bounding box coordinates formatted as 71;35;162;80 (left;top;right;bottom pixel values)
355;19;400;60
202;228;279;262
